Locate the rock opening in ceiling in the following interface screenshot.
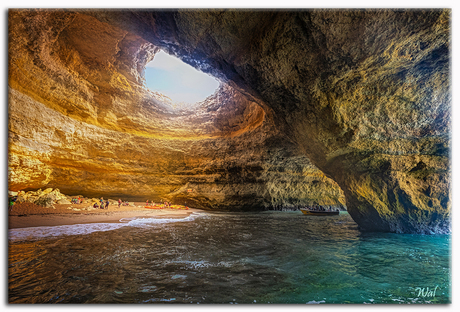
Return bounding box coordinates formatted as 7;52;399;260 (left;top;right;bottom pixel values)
144;50;220;108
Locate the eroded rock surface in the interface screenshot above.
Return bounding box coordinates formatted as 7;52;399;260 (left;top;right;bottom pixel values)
8;9;345;212
8;9;450;233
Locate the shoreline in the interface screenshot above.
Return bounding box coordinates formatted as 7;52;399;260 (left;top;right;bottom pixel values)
9;202;204;229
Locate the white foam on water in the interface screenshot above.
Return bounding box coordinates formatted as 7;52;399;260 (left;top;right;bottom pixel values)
8;222;125;241
167;259;235;270
306;300;326;304
9;212;205;242
120;212;199;227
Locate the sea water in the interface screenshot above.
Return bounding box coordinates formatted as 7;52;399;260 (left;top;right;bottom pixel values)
8;211;451;304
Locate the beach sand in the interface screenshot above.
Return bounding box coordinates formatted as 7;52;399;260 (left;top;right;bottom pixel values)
9;202;203;229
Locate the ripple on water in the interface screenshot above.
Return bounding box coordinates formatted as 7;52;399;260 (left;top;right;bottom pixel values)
8;211;451;304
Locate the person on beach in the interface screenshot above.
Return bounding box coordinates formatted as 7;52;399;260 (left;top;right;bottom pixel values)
93;202;99;209
105;199;110;209
9;198;15;211
100;197;104;207
118;199;122;208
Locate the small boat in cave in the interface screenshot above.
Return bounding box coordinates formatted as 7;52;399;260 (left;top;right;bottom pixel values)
300;208;340;216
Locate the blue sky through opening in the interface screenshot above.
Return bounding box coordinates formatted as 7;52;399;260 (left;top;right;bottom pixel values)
144;50;219;103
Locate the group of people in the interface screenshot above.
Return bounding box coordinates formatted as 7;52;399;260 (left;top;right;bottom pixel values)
145;200;172;207
93;198;123;209
145;200;179;209
71;197;82;204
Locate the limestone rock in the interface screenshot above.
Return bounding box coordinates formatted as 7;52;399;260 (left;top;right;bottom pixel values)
12;188;70;208
8;9;450;233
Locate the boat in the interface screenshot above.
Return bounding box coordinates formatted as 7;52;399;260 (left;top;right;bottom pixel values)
300;208;339;216
144;206;164;209
169;205;189;210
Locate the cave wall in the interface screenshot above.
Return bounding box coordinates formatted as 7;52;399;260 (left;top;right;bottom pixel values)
8;9;345;211
8;9;450;233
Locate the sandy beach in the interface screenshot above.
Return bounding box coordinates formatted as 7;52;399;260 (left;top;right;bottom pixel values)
9;202;204;229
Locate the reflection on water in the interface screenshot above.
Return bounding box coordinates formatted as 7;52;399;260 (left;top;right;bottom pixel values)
8;212;451;304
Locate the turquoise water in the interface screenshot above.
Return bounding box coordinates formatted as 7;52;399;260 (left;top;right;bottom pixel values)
8;211;451;304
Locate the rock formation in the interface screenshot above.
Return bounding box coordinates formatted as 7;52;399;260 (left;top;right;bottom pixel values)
8;9;450;233
11;188;136;210
13;188;69;208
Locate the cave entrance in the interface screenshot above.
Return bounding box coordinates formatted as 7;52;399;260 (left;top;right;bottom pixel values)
144;50;220;106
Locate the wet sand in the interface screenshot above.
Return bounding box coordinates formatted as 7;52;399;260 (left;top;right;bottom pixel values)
9;202;203;229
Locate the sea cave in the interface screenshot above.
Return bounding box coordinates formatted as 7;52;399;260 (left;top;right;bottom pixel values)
8;9;451;234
